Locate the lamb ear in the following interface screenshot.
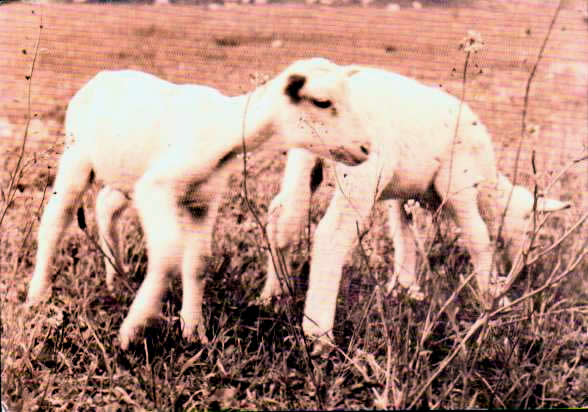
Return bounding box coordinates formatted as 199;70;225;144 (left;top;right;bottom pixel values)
284;74;306;103
536;197;571;212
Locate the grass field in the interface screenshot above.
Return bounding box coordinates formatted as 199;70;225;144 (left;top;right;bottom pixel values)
1;0;587;409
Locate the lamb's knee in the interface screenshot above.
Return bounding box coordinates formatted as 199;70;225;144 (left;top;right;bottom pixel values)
458;213;495;298
134;178;183;260
266;193;290;249
267;190;308;250
315;197;352;243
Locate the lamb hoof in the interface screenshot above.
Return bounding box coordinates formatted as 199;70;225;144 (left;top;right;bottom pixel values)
194;325;209;345
25;289;52;309
303;321;335;357
106;274;116;293
403;284;425;301
497;295;512;309
182;330;209;345
474;289;496;311
119;323;138;351
254;293;277;307
106;282;116;294
477;277;507;310
256;282;284;306
386;278;424;301
106;264;128;293
181;317;209;345
308;335;335;357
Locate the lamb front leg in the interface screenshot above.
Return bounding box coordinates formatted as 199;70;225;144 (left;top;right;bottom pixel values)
119;175;182;349
261;149;319;302
303;157;386;353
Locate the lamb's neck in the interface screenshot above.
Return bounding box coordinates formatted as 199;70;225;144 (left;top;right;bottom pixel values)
226;85;277;155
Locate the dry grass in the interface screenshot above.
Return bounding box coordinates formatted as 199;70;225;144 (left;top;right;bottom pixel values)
1;0;587;409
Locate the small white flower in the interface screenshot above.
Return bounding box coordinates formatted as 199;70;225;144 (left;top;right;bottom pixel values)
459;30;484;53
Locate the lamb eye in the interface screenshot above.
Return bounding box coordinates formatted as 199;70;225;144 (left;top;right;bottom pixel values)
310;98;332;109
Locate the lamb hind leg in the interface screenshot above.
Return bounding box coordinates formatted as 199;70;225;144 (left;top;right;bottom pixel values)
385;199;424;300
95;186;129;292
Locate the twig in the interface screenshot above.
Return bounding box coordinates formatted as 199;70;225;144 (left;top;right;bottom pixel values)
418;270;477;348
355;221;393;408
444;50;470;203
544;153;588;194
405;42;476;305
490;305;588;328
493;0;563;276
409;312;489;409
490;246;587;319
0;10;43;228
526;210;587;265
12;171;50;277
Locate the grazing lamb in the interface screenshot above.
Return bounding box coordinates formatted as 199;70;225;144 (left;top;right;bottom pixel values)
25;58;372;349
261;65;571;345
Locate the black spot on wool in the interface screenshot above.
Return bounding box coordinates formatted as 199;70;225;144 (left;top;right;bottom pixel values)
310;158;324;194
178;181;209;221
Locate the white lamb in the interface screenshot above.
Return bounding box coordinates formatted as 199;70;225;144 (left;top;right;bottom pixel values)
261;65;571;345
25;58;372;349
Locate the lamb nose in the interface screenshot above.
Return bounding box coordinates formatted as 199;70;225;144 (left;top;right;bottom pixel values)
360;145;369;155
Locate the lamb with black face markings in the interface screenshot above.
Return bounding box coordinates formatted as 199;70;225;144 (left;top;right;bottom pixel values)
25;57;371;350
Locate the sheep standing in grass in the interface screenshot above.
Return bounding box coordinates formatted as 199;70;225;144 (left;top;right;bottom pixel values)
261;65;570;346
25;58;371;349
